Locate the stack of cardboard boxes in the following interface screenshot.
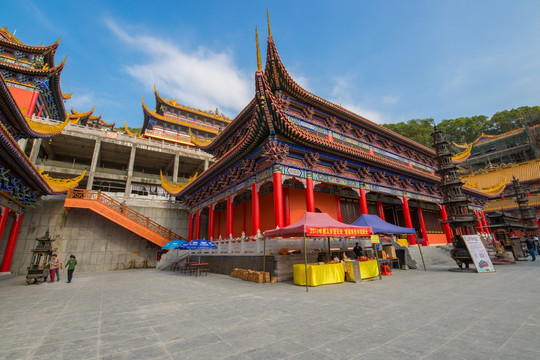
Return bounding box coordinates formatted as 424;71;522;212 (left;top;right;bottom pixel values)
230;268;277;283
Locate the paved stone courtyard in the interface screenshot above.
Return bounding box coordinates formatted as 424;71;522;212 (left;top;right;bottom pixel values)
1;261;540;360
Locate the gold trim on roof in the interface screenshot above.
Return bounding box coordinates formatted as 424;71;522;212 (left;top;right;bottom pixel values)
153;85;231;122
38;169;86;193
26;116;69;136
62;92;73;99
463;175;507;197
0;27;23;44
189;128;214;147
452;141;469;149
124;121;142;137
160;170;198;196
451;143;473;163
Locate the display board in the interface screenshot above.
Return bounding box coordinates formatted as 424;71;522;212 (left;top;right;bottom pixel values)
463;235;495;273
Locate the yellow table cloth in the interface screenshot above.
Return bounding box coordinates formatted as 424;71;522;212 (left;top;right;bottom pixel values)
358;260;379;279
293;263;345;286
345;260;380;282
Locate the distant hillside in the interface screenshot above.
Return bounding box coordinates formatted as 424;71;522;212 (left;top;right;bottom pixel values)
383;106;540;148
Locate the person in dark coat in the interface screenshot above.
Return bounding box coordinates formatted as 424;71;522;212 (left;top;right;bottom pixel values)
353;242;363;258
526;237;536;261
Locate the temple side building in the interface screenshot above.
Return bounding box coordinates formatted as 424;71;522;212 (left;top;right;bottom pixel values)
0;27;85;274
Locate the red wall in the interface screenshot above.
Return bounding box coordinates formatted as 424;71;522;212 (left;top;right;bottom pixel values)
288;188;307;224
259;192;275;232
314;192;338;219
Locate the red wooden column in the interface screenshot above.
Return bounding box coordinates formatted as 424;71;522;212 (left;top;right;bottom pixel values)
243;202;247;234
251;182;260;236
481;211;489;233
417;206;429;245
376;200;386;221
194;210;201;240
474;210;483;233
187;212;194;241
335;195;343;222
306;175;315;212
226;195;233;238
208;204;214;240
359;188;368;215
0;206;10;242
439;205;453;244
273;169;284;228
0;213;23;273
283;188;291;226
535;218;540;232
401;197;416;245
26;92;38;116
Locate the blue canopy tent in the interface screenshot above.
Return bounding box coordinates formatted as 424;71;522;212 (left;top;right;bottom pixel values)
186;239;218;263
351;214;415;234
162;240;188;250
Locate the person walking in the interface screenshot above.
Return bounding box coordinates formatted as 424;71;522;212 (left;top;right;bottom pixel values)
55;256;63;282
65;255;77;283
48;254;60;283
526;237;536;261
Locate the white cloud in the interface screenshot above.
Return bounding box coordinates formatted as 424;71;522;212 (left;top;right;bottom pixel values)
68;93;94;110
382;95;399;104
105;19;252;117
328;76;388;124
288;71;310;91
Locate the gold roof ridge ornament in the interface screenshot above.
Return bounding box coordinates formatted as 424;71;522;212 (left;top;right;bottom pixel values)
267;9;272;38
38;169;86;193
256;27;262;72
160;170;198;196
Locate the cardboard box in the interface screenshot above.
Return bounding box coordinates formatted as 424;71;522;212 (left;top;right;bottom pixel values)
377;250;387;259
383;245;397;259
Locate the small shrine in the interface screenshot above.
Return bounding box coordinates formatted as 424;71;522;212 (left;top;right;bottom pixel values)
26;231;55;284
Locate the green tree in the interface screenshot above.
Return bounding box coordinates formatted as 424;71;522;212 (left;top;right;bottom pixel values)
383;118;435;147
437;115;488;145
486;106;540;134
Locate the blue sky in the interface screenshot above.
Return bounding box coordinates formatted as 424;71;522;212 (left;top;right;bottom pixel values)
3;1;540;128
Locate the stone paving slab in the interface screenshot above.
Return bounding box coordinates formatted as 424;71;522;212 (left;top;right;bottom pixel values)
1;261;540;359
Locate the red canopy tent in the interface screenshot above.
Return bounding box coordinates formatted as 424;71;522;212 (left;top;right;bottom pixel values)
265;212;372;238
264;212;371;291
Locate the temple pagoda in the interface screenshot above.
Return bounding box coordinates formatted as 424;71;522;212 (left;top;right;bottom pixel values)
140;86;231;146
0;27;85;273
162;20;491;247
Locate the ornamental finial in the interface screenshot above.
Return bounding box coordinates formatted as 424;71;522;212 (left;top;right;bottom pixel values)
267;9;272;38
256;27;262;72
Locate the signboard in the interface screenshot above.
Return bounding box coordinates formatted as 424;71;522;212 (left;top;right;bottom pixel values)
305;227;371;237
371;235;380;244
463;235;495;273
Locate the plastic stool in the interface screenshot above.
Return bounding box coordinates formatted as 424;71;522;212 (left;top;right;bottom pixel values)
381;265;392;276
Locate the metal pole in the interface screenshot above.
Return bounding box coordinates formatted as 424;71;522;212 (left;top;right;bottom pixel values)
418;244;427;271
304;235;308;293
263;238;266;284
374;244;382;280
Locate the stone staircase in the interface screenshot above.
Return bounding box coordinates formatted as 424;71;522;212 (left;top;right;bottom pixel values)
407;244;455;267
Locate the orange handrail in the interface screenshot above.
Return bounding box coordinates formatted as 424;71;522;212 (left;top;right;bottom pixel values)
66;189;184;241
